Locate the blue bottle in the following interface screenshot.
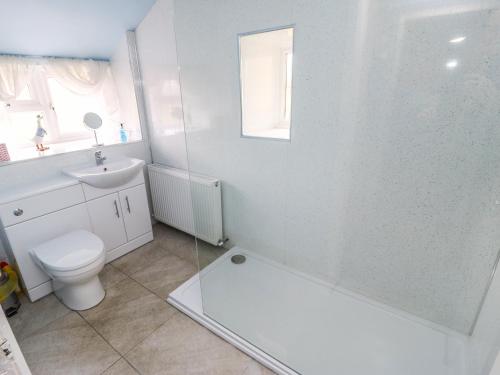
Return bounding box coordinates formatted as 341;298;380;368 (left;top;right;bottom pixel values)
119;123;128;143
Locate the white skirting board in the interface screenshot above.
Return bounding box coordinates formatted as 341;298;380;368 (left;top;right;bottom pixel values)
167;273;298;375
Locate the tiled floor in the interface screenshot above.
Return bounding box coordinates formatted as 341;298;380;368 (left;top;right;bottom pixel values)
9;223;274;375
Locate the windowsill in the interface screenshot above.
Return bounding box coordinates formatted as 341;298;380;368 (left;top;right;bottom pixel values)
242;127;290;141
0;138;144;166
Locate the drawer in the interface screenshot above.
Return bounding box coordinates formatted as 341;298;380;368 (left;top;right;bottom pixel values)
0;184;85;227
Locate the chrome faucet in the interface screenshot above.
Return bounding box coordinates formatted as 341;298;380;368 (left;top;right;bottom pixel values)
95;151;106;166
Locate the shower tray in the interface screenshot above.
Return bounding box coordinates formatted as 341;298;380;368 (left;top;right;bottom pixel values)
168;247;467;375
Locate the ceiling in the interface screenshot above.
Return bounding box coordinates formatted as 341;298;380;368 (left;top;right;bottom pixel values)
0;0;157;59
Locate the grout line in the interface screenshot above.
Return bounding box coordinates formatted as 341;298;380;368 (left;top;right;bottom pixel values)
79;265;178;373
98;356;123;375
121;355;144;375
12;294;73;342
74;311;123;374
121;309;179;358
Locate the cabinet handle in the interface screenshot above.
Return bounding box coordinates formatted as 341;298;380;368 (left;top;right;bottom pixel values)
113;200;120;218
125;196;131;213
13;208;23;217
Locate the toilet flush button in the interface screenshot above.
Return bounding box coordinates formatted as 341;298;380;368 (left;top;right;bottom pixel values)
12;209;23;217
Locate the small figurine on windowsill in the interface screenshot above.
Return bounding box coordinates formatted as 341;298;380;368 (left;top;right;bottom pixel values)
33;114;49;151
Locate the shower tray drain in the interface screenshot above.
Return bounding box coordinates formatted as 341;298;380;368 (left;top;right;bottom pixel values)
231;254;246;264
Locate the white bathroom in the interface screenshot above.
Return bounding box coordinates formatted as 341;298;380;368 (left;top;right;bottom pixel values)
1;0;500;374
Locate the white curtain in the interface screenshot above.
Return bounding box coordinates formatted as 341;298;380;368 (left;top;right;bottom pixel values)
46;58;107;95
0;56;34;101
46;58;119;115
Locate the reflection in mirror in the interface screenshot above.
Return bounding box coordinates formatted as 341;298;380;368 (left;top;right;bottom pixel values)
239;27;294;140
0;1;153;163
83;112;103;146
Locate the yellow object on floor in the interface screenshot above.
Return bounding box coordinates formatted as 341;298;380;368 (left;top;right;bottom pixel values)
0;267;19;303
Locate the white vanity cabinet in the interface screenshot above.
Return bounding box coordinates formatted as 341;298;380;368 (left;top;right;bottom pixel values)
82;172;153;262
0;168;153;302
86;183;152;255
119;184;151;241
86;193;128;251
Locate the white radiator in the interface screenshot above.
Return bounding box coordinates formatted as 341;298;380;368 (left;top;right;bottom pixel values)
147;164;223;246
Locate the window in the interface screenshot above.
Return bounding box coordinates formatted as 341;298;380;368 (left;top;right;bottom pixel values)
2;66;112;147
0;56;138;162
47;77;110;141
239;27;294;140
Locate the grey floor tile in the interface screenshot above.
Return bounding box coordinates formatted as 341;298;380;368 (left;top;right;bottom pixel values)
197;240;228;269
102;358;139;375
153;223;194;251
154;223;228;270
100;264;128;290
19;312;119;375
79;278;176;355
130;253;197;299
9;293;69;341
111;241;170;276
167;239;197;265
125;312;254;375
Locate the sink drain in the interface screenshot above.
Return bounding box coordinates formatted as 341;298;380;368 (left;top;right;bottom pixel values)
231;254;246;264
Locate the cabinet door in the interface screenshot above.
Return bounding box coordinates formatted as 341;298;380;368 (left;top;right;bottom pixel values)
86;193;127;251
119;184;152;241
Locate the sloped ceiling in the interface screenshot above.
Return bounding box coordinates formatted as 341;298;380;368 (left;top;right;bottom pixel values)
0;0;156;59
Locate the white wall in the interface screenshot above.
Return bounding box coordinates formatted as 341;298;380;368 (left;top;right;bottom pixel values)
135;0;188;170
172;0;500;335
110;35;142;143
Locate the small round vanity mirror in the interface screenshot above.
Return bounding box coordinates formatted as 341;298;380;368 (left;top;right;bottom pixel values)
83;112;102;130
83;112;103;146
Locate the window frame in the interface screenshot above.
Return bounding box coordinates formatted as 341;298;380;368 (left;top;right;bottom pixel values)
2;65;98;149
237;24;295;142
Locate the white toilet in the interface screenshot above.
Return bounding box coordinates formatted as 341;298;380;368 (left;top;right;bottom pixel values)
30;230;106;310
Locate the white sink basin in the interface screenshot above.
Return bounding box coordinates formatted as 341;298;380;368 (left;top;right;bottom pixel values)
64;158;145;189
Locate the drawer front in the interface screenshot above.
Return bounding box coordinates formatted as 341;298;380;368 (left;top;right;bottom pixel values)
0;184;85;227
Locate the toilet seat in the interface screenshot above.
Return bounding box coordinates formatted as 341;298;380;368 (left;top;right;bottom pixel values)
30;230;106;310
31;230;104;272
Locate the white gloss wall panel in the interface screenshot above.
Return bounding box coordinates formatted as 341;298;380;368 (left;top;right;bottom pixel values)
135;0;188;170
110;35;142;143
173;0;500;334
148;164;223;245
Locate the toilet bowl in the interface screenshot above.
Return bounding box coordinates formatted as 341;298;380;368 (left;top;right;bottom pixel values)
30;230;106;310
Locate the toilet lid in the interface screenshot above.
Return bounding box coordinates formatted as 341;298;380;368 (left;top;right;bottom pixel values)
31;230;104;271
